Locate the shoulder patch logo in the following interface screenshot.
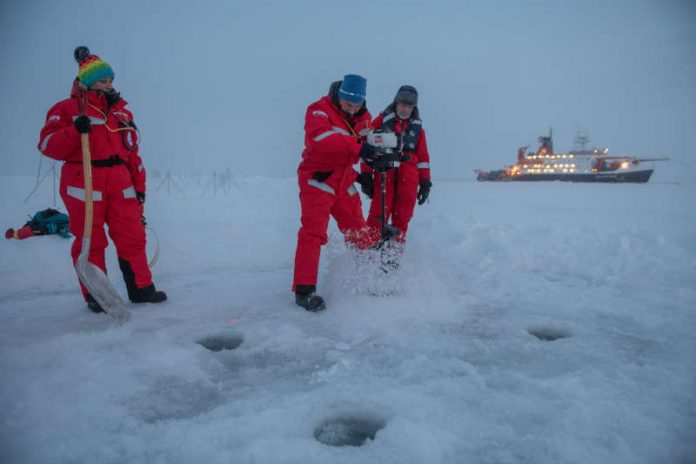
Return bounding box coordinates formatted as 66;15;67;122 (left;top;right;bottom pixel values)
312;110;329;118
48;115;60;123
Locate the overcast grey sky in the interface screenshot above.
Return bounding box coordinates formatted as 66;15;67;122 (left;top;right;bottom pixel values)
1;0;695;179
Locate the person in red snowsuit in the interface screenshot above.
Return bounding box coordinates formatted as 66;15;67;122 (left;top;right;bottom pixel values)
359;85;432;242
38;47;166;313
292;74;395;311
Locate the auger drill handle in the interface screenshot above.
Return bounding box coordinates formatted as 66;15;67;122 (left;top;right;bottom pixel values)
368;130;404;172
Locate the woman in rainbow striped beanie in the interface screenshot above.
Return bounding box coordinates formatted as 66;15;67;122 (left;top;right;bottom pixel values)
73;47;121;108
76;52;115;89
37;46;167;314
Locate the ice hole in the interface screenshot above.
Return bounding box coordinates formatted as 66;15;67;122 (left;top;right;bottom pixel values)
314;416;386;447
528;326;571;342
196;334;244;352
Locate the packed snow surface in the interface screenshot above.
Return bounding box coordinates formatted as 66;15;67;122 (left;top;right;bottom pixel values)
1;167;695;463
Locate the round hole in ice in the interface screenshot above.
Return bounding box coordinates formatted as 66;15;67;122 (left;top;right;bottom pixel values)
314;416;386;447
196;334;244;352
527;326;571;342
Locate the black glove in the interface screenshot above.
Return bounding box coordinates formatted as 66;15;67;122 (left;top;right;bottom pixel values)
136;191;145;204
104;89;121;106
417;180;432;205
313;171;332;182
74;115;91;134
356;172;374;198
358;142;380;164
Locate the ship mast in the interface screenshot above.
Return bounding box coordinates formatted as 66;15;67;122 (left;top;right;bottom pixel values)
574;129;590;152
537;127;553;155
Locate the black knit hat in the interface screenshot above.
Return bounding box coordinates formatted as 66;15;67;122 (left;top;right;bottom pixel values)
395;85;418;105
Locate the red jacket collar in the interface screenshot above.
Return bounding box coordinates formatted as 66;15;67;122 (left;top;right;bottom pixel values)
69;78;127;111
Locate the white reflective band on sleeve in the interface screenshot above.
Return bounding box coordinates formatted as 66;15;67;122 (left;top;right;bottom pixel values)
313;131;334;142
39;132;55;153
347;184;357;196
383;113;395;123
313;126;351;142
67;186;103;201
417;162;430;169
138;164;144;173
123;186;136;199
72;116;106;125
307;179;336;195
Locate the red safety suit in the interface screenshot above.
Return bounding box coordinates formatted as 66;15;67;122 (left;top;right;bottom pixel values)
292;95;379;291
38;82;152;299
361;110;431;241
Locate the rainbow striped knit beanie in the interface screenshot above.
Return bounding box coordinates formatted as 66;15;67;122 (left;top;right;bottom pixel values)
74;46;115;88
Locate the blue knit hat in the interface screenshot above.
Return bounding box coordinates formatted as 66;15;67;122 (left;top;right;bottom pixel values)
338;74;367;104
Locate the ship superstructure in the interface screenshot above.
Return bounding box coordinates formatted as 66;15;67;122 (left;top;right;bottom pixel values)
476;130;667;183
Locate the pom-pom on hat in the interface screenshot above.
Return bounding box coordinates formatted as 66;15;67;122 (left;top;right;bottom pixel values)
395;85;418;106
74;46;115;88
338;74;367;104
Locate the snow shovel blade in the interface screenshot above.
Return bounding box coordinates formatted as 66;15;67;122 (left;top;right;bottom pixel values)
76;238;130;323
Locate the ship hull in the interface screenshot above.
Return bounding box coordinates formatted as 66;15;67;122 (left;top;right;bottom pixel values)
478;169;653;183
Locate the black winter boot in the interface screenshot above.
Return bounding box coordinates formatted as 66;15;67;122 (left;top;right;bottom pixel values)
85;294;105;313
119;258;167;304
119;258;140;301
295;285;326;312
130;284;168;304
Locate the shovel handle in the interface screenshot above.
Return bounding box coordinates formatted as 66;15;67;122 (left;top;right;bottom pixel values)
81;132;94;240
76;84;94;241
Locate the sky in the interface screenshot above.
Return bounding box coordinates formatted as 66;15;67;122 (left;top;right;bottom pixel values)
1;0;695;179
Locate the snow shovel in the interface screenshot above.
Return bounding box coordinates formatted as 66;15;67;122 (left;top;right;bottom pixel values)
75;88;129;322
